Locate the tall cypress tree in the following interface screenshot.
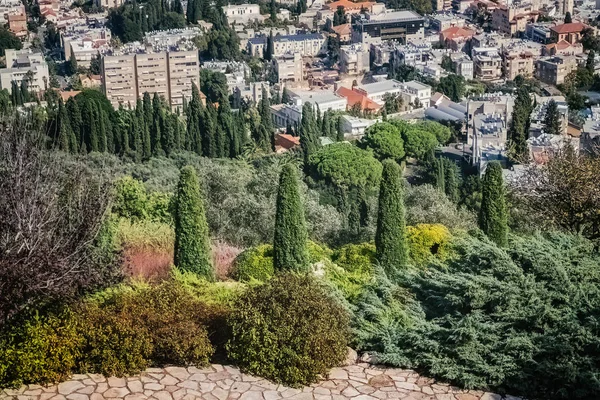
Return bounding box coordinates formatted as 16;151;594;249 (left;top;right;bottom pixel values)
375;159;408;280
66;98;81;153
507;86;532;161
444;158;460;203
543;99;561;136
174;166;213;279
435;158;445;193
259;86;273;133
98;106;107;153
57;99;71;152
299;102;321;163
202;102;218;157
142;93;153;158
479;161;508;247
273;164;309;272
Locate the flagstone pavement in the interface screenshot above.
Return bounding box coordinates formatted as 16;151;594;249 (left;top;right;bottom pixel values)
0;363;520;400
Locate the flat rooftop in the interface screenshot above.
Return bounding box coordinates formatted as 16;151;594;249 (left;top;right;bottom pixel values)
356;79;403;94
363;10;423;23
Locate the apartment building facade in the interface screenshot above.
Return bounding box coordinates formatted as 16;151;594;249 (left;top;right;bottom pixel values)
501;48;536;80
247;33;326;58
491;4;538;36
102;50;200;110
352;10;425;45
340;44;370;75
274;52;303;84
535;56;577;85
472;47;502;81
0;49;49;95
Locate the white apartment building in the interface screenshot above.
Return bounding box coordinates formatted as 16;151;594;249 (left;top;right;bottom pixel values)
247;33;326;58
222;4;265;25
274;52;303;84
271;90;348;127
0;49;49;94
355;79;431;110
340;44;370;75
472;47;502;81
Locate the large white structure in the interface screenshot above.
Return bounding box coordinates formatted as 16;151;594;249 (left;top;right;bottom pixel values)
0;49;49;95
247;33;326;58
222;4;265;25
354;79;431;109
271;89;348;128
340;44;370;75
274;52;303;85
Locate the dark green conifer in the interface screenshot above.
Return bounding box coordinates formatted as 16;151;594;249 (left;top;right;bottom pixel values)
174;166;214;279
478;161;508;247
375;159;408;280
273;164;309;272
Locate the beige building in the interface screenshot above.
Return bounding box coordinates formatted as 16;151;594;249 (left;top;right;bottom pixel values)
340;44;370;76
535;55;577;85
0;49;49;94
102;50;200;111
491;4;538;36
248;33;326;58
274;52;303;85
501;47;536;80
472;47;502;81
93;0;124;8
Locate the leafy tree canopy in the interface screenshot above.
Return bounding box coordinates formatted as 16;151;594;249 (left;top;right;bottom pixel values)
361;122;405;163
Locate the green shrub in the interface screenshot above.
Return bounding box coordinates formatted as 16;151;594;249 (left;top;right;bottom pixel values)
147;191;174;224
172;268;244;307
113;176;148;220
233;244;274;282
116;218;174;253
226;273;350;386
77;280;222;374
406;224;452;267
307;241;333;263
0;310;82;388
333;243;375;273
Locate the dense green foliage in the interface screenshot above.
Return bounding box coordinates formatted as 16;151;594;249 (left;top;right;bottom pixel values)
0;25;22;57
375;160;408;279
437;74;466;102
406;224;452;268
479;161;508;246
309;143;382;188
361;122;405;163
273;165;309;272
233;244;274;282
226;274;349;387
174;166;213;278
507;87;533;161
355;231;600;400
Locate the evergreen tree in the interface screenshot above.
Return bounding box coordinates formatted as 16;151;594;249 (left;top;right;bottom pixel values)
135;99;145;160
66;97;81;153
172;0;183;14
282;86;291;104
586;50;595;73
202;102;218;157
564;11;572;23
336;114;344;141
151;93;163;155
435;158;445;193
173;165;213;279
98;106;107;152
259;86;273;133
265;31;274;60
507;86;533;161
187;83;202;154
273;164;309;272
299;102;321;163
57;99;71;152
67;54;78;76
478;161;508;247
322;110;331;138
444;158;460;203
543;99;561;135
89;103;99;152
375;159;408;280
142;94;152;158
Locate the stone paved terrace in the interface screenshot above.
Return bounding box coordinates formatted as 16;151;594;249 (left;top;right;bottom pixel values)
0;364;517;400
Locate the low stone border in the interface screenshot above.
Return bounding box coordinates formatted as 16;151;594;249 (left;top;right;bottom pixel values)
0;363;519;400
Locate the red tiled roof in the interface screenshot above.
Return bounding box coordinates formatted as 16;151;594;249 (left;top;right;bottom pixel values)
325;0;374;10
332;23;351;36
440;26;474;41
336;86;382;112
550;22;586;34
275;133;300;149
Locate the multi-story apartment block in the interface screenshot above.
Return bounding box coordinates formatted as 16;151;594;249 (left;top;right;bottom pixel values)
556;0;573;15
535;55;577;85
352;10;425;45
63;28;112;67
270;90;348;127
472;47;502;81
340;44;370;75
526;22;552;43
274;52;303;84
429;13;466;31
222;4;265;25
102;50;200;111
491;4;538;36
247;33;326;58
440;26;474;51
0;49;49;95
354;79;431;109
390;42;431;67
501;42;542;80
451;54;474;80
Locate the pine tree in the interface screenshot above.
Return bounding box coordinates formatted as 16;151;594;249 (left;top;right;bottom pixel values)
273;164;309;272
375;159;408;280
174;166;214;279
478;161;508;247
564;11;572;23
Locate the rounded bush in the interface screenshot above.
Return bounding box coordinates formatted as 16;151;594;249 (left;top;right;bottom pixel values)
406;223;452;267
232;244;274;282
333;243;375;274
226;273;350;386
307;241;333;263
